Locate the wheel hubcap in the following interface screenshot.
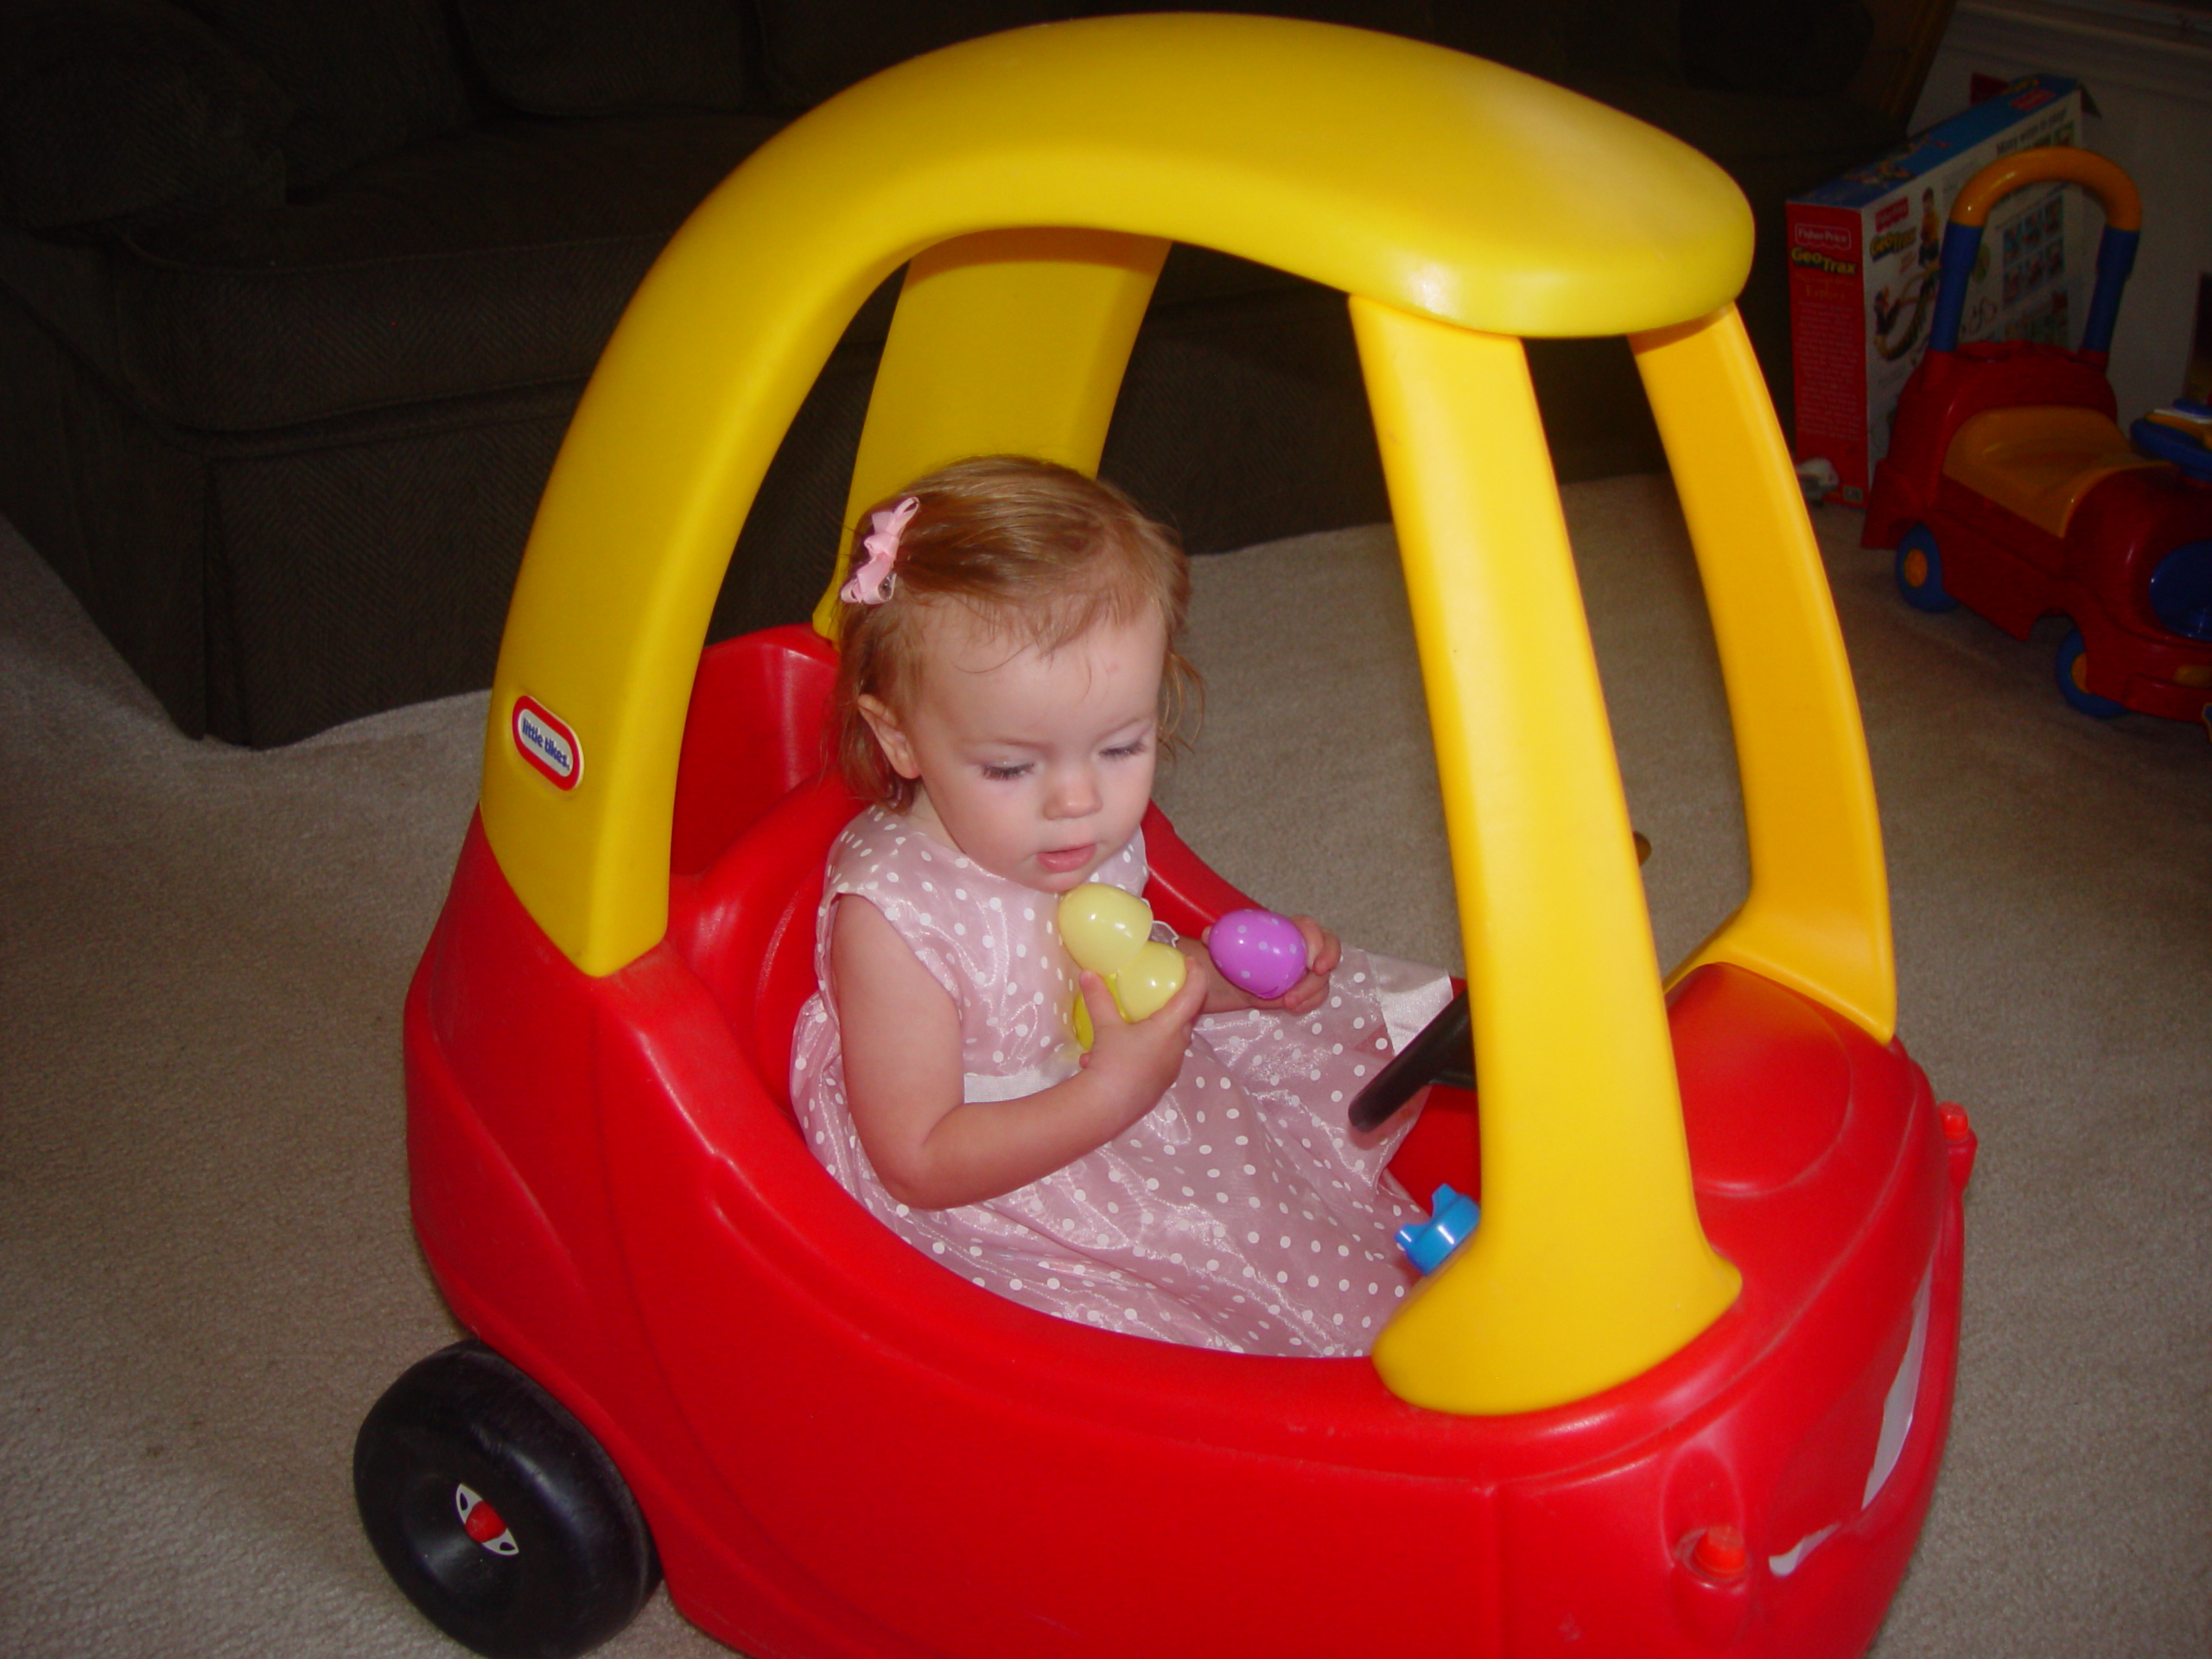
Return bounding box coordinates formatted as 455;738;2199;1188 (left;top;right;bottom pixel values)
455;1483;519;1555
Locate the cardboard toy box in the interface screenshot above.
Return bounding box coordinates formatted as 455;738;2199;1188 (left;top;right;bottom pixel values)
1787;75;2088;505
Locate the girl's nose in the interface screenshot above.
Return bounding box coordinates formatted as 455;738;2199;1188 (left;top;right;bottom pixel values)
1046;765;1100;820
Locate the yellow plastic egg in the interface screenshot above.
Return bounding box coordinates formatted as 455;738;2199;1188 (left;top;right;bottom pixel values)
1056;883;1153;977
1111;940;1187;1020
1066;934;1186;1049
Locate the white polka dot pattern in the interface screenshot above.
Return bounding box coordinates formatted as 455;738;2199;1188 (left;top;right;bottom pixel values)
790;807;1444;1357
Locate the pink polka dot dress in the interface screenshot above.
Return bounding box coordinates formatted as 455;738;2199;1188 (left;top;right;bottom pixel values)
790;807;1454;1357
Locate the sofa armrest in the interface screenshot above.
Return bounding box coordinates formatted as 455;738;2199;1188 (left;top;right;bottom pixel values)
0;0;292;229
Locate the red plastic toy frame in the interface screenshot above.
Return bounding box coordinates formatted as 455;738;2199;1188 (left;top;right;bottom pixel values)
404;624;1971;1658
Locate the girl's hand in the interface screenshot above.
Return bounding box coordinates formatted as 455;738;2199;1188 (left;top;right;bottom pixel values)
1274;915;1339;1015
1192;914;1340;1015
836;899;1200;1211
1076;969;1206;1111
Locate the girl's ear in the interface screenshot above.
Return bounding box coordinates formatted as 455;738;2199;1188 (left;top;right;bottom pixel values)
857;694;921;780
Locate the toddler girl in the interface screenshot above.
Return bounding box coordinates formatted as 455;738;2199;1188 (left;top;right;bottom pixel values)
790;456;1452;1357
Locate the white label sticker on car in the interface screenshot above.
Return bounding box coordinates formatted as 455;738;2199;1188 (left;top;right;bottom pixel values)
513;695;582;791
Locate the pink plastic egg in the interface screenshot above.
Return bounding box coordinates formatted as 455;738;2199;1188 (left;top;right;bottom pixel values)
1207;907;1308;1000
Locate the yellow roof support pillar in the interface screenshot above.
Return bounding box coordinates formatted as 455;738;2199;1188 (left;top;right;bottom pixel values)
814;228;1169;639
1635;308;1895;1042
1354;296;1740;1415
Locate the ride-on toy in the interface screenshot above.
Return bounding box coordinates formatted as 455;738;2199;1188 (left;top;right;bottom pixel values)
356;17;1973;1658
1863;146;2212;723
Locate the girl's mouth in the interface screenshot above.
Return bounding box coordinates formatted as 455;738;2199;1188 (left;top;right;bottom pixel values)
1034;843;1096;874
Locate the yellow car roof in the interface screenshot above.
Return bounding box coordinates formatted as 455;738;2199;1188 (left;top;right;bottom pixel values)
477;16;1890;1414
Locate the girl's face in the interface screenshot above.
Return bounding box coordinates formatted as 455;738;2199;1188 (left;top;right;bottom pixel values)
861;603;1166;893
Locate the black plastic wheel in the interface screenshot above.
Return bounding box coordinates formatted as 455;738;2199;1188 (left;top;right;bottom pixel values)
353;1342;658;1659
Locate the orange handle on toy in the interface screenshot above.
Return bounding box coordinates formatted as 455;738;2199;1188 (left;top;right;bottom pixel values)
1931;146;2139;357
1947;147;2139;232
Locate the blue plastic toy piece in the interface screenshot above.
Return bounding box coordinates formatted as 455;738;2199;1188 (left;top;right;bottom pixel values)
2131;399;2212;483
2054;626;2125;718
1894;523;1959;613
2147;537;2212;640
1396;1184;1482;1274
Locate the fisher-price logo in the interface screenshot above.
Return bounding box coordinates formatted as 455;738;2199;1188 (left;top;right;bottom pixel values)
1789;219;1859;276
1876;199;1910;231
513;695;582;791
1792;222;1857;256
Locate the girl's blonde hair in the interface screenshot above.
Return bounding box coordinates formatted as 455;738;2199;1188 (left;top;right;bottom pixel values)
832;455;1198;810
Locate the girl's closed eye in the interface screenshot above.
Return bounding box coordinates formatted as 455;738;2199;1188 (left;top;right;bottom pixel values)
978;737;1145;779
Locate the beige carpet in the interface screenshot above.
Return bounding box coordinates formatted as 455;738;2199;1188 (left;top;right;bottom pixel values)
3;475;2207;1656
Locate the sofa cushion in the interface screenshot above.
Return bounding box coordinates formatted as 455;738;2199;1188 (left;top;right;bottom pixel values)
173;0;474;188
455;0;754;117
0;0;292;228
17;110;784;430
753;0;1436;111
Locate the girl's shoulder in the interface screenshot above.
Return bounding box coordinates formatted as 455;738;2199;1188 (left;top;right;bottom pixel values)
826;804;902;874
826;808;996;903
828;807;928;893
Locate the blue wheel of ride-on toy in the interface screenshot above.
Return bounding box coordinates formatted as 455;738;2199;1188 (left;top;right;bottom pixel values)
2055;626;2126;718
1895;524;1959;613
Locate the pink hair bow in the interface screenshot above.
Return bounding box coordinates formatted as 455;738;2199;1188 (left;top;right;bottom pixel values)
839;496;920;606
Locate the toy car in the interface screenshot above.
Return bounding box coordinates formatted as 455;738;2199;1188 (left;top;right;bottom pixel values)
1863;147;2212;723
354;17;1972;1658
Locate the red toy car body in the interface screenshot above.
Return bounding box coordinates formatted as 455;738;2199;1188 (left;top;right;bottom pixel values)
369;625;1972;1659
1864;149;2212;723
352;22;1973;1656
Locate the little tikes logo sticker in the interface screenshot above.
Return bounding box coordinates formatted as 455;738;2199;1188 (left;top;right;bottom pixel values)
512;695;582;791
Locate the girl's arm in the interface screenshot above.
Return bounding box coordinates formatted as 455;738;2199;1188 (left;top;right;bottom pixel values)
830;894;1206;1211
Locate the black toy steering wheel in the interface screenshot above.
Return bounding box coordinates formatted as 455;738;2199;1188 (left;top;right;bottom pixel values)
1347;987;1472;1131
